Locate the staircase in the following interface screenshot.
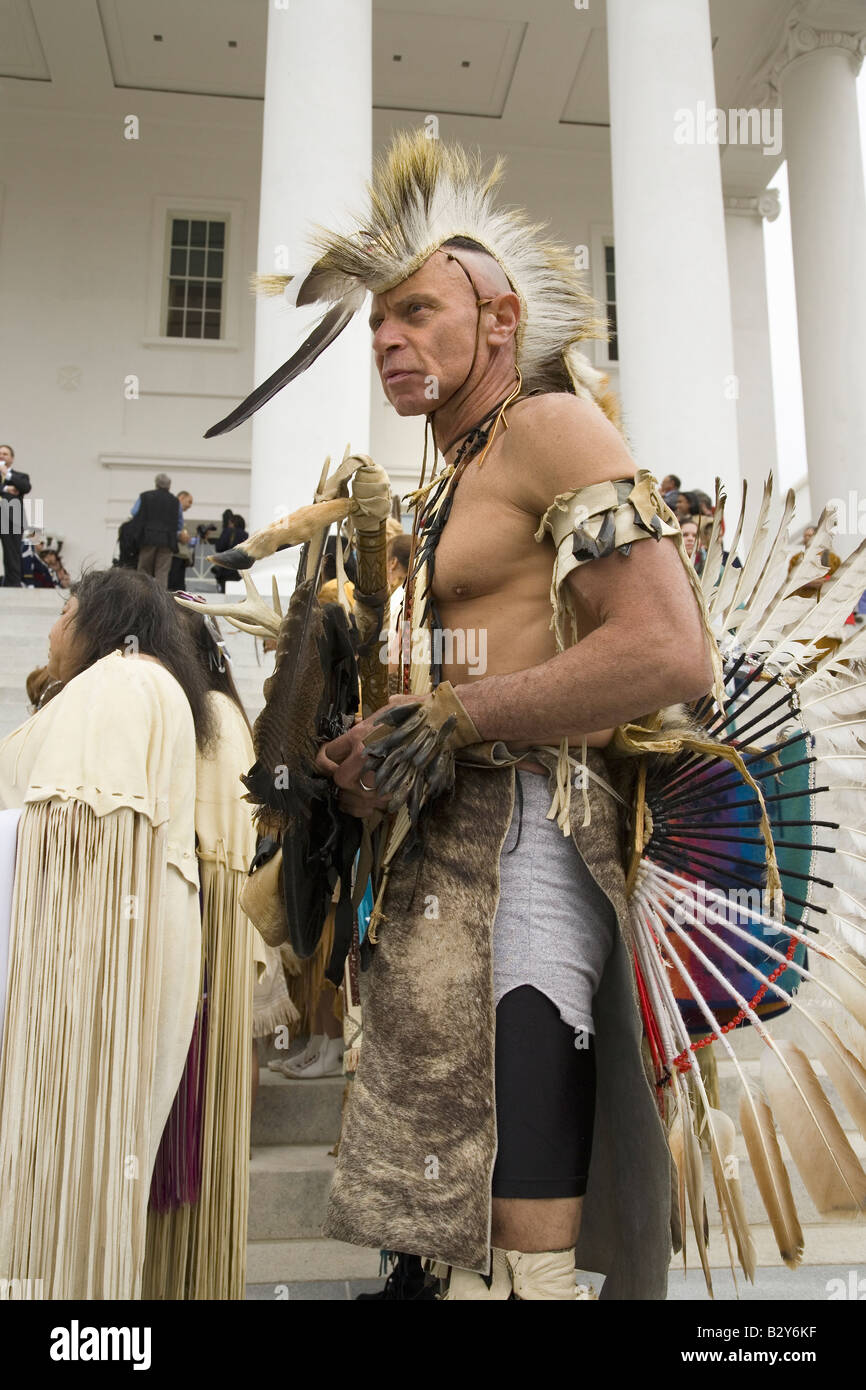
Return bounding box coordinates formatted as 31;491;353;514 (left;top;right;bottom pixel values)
0;588;63;738
676;1014;866;1284
247;1053;380;1290
0;588;275;739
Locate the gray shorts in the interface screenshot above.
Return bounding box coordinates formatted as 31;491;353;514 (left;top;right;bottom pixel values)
492;769;616;1041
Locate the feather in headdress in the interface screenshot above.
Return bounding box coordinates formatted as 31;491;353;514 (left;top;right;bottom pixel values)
205;130;613;437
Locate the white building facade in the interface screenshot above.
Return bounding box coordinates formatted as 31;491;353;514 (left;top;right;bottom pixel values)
0;0;864;575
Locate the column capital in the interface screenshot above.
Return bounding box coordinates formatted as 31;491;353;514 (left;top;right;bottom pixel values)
751;1;866;105
724;191;782;222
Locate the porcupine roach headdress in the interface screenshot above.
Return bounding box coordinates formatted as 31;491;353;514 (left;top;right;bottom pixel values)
205;128;618;440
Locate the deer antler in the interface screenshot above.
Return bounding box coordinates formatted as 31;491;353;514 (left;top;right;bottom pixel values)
210;495;353;570
210;449;388;572
175;571;283;638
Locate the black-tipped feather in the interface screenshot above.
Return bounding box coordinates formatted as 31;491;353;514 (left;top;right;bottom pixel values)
204;300;356;438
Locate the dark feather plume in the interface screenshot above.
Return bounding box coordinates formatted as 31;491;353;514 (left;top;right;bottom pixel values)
204;300;357;438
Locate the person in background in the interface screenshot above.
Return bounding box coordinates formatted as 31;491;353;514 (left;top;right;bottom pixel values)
25;664;63;712
38;545;71;590
387;531;411;627
0;444;32;588
317;533;358;609
691;490;715;519
143;600;265;1300
673;490;698;523
788;524;841;598
0;568;209;1296
680;518;705;574
211;513;249;594
21;533;55;589
660;473;681;500
168;491;195;591
116;515;140;569
132;473;184;588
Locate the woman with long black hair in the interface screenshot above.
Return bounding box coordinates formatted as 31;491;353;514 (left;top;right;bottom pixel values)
0;568;211;1298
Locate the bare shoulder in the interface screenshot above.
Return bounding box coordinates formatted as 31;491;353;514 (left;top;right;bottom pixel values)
503;392;635;516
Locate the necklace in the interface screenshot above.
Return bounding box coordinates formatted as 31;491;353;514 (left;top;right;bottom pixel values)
400;381;521;690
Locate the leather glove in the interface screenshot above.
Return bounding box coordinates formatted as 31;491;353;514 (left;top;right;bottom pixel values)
360;681;482;823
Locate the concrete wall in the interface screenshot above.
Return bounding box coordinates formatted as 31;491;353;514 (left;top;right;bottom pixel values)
0;99;261;573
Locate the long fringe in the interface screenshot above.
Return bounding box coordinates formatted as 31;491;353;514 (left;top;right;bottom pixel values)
142;858;254;1300
0;803;166;1298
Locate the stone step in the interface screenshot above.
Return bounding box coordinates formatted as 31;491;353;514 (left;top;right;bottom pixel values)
248;1143;337;1241
0;685;37;705
714;1056;855;1133
248;1231;863;1293
252;1070;344;1148
680;1219;866;1271
698;1126;865;1229
0;613;65;636
0;590;66;611
247;1238;381;1286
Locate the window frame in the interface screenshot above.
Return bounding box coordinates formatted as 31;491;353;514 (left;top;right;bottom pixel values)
589;223;618;370
143;195;245;351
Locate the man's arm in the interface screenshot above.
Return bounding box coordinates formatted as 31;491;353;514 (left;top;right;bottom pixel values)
8;470;31;497
454;537;714;742
453;395;716;742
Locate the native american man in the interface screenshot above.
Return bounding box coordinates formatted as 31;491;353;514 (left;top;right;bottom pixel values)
313;236;716;1300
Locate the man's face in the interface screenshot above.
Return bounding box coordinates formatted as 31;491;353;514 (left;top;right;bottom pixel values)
0;447;12;471
660;475;676;495
179;493;192;511
369;253;486;417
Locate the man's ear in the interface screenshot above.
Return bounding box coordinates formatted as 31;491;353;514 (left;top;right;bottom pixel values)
485;292;520;348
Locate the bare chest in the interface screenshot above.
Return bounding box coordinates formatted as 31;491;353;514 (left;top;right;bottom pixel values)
428;461;545;604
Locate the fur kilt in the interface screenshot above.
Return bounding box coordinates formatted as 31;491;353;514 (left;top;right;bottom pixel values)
322;750;673;1299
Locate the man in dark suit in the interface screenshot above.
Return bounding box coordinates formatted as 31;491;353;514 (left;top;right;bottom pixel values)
0;444;32;588
131;473;183;588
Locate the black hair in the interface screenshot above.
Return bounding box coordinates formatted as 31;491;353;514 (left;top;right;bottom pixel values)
68;568;215;749
441;235;489;254
323;533;358;585
175;606;252;736
232;514;246;530
388;532;412;569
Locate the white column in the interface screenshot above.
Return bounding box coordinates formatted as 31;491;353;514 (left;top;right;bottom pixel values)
249;0;372;578
605;0;740;500
724;192;781;533
759;21;866;554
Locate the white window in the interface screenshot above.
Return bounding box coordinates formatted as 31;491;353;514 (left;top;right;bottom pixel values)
165;216;226;340
602;242;618;362
590;224;618;369
144;196;244;350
